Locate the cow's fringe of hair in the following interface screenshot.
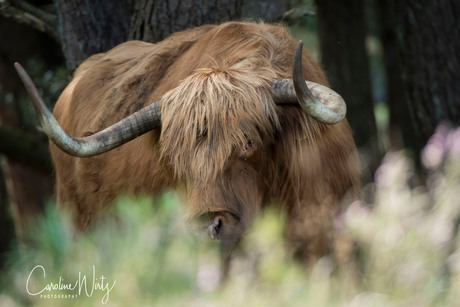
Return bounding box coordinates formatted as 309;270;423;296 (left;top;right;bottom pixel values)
160;55;280;182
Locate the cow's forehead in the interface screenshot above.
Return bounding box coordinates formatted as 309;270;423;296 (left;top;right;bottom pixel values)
159;58;280;182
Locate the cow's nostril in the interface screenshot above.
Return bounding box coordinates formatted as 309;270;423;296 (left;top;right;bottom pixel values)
208;216;223;240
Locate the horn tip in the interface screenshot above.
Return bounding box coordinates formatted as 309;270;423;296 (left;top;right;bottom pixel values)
14;62;23;71
295;41;304;59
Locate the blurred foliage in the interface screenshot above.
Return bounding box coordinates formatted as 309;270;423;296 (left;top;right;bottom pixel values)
21;59;68;127
288;0;319;60
1;58;68;128
289;17;319;61
0;124;459;306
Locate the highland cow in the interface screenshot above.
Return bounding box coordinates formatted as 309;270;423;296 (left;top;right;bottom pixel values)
16;22;359;262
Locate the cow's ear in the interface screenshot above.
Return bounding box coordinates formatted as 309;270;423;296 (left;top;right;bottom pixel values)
239;140;258;159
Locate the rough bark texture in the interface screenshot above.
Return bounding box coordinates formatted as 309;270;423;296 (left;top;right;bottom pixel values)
315;0;379;172
129;0;243;43
382;0;460;148
55;0;131;71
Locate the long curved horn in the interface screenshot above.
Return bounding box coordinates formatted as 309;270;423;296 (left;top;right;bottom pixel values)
14;62;161;157
272;41;347;125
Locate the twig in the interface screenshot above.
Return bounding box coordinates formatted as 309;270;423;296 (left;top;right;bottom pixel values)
0;0;59;42
11;0;56;24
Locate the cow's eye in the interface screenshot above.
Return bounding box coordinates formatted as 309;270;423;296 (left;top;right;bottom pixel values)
240;140;257;159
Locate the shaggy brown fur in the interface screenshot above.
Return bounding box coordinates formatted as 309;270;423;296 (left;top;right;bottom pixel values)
51;22;359;262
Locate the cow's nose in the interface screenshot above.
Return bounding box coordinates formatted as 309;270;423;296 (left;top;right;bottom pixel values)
208;215;223;240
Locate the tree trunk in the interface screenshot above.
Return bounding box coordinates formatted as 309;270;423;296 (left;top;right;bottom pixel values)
129;0;243;43
376;0;416;151
381;0;460;149
315;0;379;174
55;0;131;71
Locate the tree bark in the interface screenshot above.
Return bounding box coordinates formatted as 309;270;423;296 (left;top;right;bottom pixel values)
381;0;460;149
55;0;131;71
376;0;416;151
129;0;243;43
315;0;379;173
